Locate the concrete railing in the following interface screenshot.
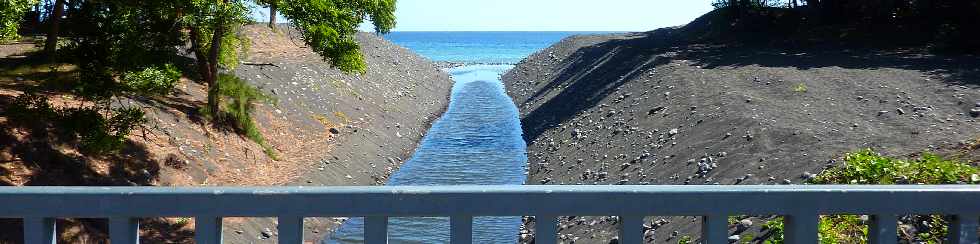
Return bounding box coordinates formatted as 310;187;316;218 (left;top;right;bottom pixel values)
1;185;979;244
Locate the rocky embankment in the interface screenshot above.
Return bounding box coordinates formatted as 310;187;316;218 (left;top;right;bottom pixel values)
502;27;980;243
0;25;450;242
224;26;453;243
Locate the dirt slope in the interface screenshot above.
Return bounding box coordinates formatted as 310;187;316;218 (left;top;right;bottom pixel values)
503;27;980;243
0;25;452;243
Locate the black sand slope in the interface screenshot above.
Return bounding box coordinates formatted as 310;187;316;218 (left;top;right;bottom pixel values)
504;15;980;244
227;26;453;243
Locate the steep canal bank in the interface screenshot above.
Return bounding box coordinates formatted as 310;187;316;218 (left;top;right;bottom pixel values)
329;64;528;243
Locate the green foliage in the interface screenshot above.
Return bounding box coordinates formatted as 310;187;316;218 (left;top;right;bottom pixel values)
59;106;147;154
817;215;867;244
216;73;277;158
793;83;807;93
122;64;181;96
218;28;251;70
762;217;784;244
180;0;253;69
677;235;692;244
6;92;146;155
756;149;979;243
809;149;979;185
0;0;38;41
279;0;397;73
7;91;55;122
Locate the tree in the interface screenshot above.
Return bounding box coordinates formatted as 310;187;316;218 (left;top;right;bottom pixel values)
256;0;280;29
179;0;396;120
44;0;65;56
0;0;40;41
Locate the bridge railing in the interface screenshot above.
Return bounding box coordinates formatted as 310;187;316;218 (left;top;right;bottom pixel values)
1;185;979;244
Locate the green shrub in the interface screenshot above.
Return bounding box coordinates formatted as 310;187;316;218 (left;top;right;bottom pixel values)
6;91;146;155
678;235;692;244
810;149;979;185
7;91;55;122
122;64;181;96
762;217;784;244
216;74;277;159
760;149;979;243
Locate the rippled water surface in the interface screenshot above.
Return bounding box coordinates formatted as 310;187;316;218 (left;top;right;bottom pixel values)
328;65;527;243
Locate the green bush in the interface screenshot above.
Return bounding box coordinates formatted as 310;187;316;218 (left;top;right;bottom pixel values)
810;149;979;185
58;107;144;154
6;92;146;155
216;74;277;159
0;0;38;41
122;64;181;96
762;217;784;244
760;149;979;243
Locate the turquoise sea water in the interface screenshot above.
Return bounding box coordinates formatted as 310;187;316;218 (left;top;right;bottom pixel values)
328;32;601;243
383;32;602;64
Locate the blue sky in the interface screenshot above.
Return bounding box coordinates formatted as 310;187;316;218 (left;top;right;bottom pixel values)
252;0;715;32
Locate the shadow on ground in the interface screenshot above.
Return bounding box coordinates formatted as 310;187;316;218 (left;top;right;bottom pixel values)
0;54;199;243
518;30;980;143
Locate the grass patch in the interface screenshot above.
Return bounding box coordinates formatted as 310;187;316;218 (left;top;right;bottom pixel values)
792;83;808;93
758;149;979;243
214;74;278;159
677;235;692;244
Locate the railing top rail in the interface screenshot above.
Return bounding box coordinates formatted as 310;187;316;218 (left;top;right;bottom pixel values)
2;185;979;217
3;184;980;193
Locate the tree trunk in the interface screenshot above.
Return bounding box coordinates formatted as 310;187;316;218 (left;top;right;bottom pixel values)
45;0;66;59
189;24;224;121
269;3;277;30
206;20;225;121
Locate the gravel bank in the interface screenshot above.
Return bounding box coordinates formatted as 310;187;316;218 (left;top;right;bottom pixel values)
226;26;453;243
503;26;980;243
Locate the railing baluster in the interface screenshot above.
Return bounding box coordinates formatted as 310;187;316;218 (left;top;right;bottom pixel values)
278;216;304;244
535;215;558;244
450;215;473;244
23;217;56;244
869;214;897;244
784;213;818;244
109;217;140;244
949;214;979;244
702;215;728;244
618;216;643;244
194;216;223;244
365;216;388;244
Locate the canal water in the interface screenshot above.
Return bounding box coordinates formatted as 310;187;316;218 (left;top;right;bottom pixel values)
328;32;594;243
328;65;526;243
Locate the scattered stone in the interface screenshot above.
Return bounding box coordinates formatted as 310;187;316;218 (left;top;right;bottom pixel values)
970;108;980;118
877;110;889;116
801;172;816;180
329;127;341;134
737;219;753;231
729;235;741;242
260;228;273;239
896;108;906;115
648;106;666;115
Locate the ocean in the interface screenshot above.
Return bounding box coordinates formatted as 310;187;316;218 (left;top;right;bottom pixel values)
383;31;602;64
327;32;604;243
